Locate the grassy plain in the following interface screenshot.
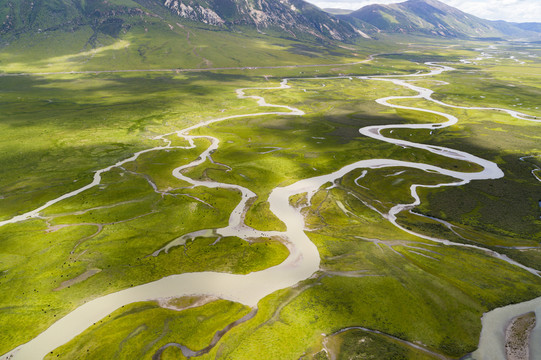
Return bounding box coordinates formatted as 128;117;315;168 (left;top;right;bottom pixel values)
324;328;441;360
0;73;293;353
1;38;541;360
44;299;251;359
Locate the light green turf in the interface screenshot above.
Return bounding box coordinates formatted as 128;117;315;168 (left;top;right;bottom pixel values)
44;299;250;359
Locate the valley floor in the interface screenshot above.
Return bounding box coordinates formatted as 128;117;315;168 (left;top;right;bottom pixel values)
0;41;540;360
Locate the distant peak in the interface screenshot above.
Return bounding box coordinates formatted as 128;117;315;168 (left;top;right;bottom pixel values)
346;0;538;40
401;0;464;15
405;0;445;4
403;0;453;9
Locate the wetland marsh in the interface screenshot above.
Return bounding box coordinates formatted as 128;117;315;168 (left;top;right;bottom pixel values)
1;42;540;360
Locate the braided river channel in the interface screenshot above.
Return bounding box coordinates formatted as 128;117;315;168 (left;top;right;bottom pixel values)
1;56;540;360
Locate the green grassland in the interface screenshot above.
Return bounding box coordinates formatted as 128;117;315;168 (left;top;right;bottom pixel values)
381;88;541;245
184;76;486;231
189;173;540;359
44;299;251;359
0;72;294;221
0;73;294;353
324;328;441;360
1;39;541;360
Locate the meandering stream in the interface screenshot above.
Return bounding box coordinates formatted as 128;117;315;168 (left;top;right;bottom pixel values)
1;56;540;360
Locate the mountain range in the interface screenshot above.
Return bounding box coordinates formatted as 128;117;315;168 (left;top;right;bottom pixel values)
340;0;541;40
0;0;540;74
0;0;359;41
1;0;540;43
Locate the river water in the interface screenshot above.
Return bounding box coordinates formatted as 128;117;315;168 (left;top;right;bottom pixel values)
466;297;541;359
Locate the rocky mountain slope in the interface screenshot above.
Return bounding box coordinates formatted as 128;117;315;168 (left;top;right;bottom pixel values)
0;0;359;40
161;0;360;40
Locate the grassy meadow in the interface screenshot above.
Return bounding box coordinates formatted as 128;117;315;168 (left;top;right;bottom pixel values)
1;36;540;360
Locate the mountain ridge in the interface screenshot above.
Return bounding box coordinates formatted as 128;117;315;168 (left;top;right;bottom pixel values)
3;0;540;45
0;0;360;41
341;0;541;40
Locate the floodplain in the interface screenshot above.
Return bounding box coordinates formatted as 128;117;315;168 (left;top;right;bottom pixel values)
0;40;540;360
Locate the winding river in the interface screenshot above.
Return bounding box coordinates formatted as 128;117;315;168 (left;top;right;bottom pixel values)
1;55;540;360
